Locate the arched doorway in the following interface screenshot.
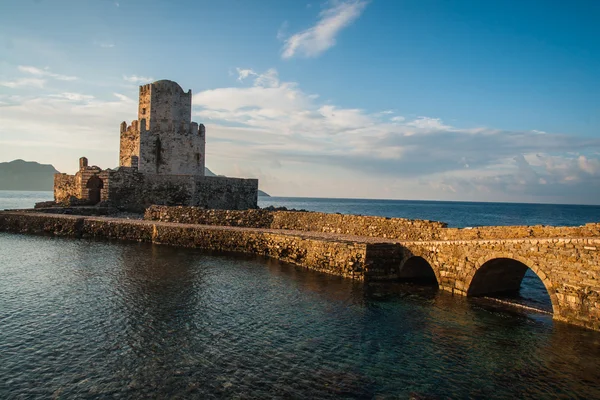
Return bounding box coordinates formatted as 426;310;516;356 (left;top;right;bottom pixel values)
86;175;104;205
398;256;439;287
467;257;553;312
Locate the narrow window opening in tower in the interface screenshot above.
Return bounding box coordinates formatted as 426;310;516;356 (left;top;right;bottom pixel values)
142;108;146;115
155;137;162;172
195;153;200;164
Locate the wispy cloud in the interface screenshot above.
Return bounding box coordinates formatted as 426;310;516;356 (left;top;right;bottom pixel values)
48;92;95;101
281;0;368;59
123;75;154;84
18;65;78;81
192;67;600;203
0;78;46;88
92;40;116;48
0;91;137;172
276;21;289;41
236;68;257;82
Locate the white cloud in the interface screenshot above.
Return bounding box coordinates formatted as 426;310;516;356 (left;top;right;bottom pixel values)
281;0;368;59
49;92;95;101
0;90;137;173
123;75;154;84
406;117;451;131
236;68;257;82
0;78;46;88
578;155;600;175
191;67;600;203
18;65;77;81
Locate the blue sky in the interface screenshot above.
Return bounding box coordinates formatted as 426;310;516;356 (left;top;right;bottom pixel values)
1;0;599;204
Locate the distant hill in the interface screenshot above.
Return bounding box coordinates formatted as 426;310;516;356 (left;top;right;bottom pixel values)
0;160;271;196
0;160;58;191
204;167;218;177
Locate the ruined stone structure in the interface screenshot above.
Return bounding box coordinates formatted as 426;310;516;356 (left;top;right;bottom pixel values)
119;80;205;175
54;80;257;211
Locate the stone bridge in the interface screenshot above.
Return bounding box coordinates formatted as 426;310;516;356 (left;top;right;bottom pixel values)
1;208;599;331
367;237;600;330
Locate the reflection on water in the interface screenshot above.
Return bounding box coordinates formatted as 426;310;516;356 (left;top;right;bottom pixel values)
1;233;600;399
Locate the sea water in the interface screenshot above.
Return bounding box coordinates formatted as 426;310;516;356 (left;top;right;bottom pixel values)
1;191;600;398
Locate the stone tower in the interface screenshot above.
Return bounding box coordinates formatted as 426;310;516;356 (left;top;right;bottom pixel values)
119;80;206;176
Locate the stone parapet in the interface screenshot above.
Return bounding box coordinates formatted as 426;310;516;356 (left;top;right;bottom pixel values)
441;223;600;241
144;206;447;241
145;206;600;242
0;212;378;281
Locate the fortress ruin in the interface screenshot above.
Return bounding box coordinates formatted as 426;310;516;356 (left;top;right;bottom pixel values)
54;80;258;211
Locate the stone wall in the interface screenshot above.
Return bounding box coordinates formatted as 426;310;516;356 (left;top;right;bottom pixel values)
145;206;600;242
138;122;205;176
107;170;194;212
441;224;600;241
106;171;258;212
145;80;191;130
0;212;370;281
119;120;140;167
144;206;446;240
193;176;258;211
53;174;77;203
136;80;205;176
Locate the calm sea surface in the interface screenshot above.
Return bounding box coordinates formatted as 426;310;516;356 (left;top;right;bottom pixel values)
2;191;600;399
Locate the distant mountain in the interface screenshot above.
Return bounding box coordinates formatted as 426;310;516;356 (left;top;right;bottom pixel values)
204;167;219;177
0;160;58;191
0;160;272;196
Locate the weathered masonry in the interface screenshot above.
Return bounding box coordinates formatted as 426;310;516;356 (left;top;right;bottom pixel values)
53;80;258;211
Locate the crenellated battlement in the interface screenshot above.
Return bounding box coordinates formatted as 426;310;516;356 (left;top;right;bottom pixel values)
119;79;205;175
139;83;152;93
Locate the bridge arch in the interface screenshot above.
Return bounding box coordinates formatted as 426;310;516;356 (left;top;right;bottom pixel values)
398;253;440;287
465;252;559;314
